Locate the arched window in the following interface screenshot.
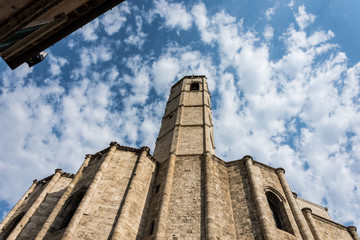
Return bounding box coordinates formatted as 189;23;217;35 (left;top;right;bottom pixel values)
268;196;284;229
266;191;294;234
54;189;86;231
190;82;199;91
1;212;25;239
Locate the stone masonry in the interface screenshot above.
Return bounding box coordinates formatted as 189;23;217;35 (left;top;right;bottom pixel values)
0;75;359;239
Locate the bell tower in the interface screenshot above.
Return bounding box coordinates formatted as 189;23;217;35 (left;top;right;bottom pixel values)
153;75;215;163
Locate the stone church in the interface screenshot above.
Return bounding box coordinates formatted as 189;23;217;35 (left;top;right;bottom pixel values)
0;75;359;240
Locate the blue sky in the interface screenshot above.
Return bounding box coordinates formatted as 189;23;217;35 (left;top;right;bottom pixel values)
1;0;360;228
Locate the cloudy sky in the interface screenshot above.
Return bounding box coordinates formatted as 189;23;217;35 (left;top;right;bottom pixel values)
1;0;360;228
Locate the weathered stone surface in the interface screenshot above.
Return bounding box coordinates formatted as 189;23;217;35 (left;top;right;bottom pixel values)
314;215;354;239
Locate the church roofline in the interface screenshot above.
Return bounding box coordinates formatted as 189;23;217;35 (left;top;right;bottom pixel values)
312;213;350;231
226;156;278;173
296;195;328;211
180;75;207;80
36;169;74;184
91;142;157;163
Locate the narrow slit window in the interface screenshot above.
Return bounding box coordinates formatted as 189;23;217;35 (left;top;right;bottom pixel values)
148;220;155;235
155;184;160;193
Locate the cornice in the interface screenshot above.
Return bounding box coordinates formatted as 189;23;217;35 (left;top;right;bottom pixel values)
312;213;349;231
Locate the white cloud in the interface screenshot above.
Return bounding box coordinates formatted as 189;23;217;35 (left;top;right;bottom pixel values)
152;56;180;95
124;15;147;48
48;54;69;76
295;5;316;30
151;46;217;95
192;3;246;65
78;19;99;41
263;25;274;41
152;0;192;30
101;2;130;35
265;7;276;21
122;55;151;106
72;44;113;78
288;0;295;8
191;3;216;43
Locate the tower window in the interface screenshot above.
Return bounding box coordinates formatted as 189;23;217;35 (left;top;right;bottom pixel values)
266;191;294;234
190;83;199;91
148;220;155;235
154;184;160;193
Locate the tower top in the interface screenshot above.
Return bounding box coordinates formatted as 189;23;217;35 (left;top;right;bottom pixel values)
153;75;215;163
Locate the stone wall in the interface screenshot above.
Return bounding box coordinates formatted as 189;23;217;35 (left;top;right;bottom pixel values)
71;149;156;239
207;157;237;239
166;155;203;239
177;127;204;155
0;178;47;239
314;215;353;239
227;160;263;239
142;158;169;240
18;176;72;239
182;106;203;125
296;197;330;220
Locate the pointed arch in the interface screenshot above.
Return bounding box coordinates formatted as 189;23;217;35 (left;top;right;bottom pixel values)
265;190;294;234
1;212;25;239
51;188;87;231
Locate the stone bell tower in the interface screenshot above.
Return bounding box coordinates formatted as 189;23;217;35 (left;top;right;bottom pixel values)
144;75;237;239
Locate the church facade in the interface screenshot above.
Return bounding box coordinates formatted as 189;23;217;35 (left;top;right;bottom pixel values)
0;75;359;239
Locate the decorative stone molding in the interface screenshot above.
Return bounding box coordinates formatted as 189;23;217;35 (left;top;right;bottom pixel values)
347;226;360;240
264;186;286;202
302;207;312;214
347;226;357;232
62;173;75;178
312;213;348;230
242;155;254;161
275;167;285;175
140;146;151;154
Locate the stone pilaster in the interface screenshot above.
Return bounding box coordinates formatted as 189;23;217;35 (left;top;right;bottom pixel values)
0;179;38;232
276;168;314;240
154;152;176;238
204;151;216;239
62;142;117;240
244;156;274;240
7;169;62;240
34;154;92;239
302;208;322;240
348;226;360;240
